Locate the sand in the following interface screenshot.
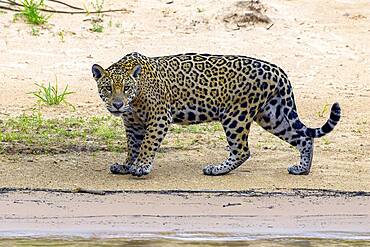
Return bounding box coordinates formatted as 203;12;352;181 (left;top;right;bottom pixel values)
0;0;369;192
0;190;369;239
1;0;370;240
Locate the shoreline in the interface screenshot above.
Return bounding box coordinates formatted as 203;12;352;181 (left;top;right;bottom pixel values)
1;190;369;240
1;187;370;196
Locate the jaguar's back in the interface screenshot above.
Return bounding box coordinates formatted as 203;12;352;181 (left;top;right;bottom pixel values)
152;53;288;125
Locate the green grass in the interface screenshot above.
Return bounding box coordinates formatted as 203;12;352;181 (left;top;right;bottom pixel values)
18;0;49;25
1;113;295;155
30;80;74;107
321;137;332;145
316;103;329;118
91;22;104;32
0;113;228;154
0;113;126;154
85;0;105;32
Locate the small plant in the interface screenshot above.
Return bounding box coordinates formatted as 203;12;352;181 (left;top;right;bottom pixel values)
91;22;104;32
316;103;329;118
84;0;105;32
18;0;49;25
57;30;65;42
31;27;40;36
91;0;104;15
30;79;74;107
84;0;104;16
322;137;331;145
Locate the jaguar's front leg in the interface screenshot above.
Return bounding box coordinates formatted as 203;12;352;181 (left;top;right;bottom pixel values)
110;118;146;175
129;114;170;177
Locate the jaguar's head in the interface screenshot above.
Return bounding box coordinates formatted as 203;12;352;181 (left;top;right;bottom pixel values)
92;64;141;116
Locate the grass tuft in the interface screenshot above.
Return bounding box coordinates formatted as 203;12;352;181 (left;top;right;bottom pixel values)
30;80;74;107
18;0;49;25
321;137;332;145
316;103;329;118
91;22;104;32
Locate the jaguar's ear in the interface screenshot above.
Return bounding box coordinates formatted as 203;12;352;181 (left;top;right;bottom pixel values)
131;65;142;79
92;64;105;79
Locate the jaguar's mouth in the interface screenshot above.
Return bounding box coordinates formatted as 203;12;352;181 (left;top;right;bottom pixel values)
108;106;131;116
108;110;126;117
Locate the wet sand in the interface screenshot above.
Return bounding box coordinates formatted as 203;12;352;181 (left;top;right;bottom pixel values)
0;190;369;240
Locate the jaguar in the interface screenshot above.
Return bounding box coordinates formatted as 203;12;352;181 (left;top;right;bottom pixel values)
92;52;341;177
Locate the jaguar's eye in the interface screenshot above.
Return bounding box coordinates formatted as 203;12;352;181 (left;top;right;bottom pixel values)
104;86;112;93
124;85;130;92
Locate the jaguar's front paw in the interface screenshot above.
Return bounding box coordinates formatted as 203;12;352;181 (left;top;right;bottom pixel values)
110;163;131;175
129;164;152;177
288;165;310;175
203;164;229;176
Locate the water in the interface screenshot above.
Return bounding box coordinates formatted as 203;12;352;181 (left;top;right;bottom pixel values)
1;232;370;247
1;237;370;247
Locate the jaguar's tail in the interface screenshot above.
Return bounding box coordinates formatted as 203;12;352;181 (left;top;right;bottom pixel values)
289;103;341;138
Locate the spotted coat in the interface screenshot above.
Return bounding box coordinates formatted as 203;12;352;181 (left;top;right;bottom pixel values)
92;52;341;177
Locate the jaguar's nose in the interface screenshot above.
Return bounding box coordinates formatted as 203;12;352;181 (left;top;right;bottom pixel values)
112;101;124;110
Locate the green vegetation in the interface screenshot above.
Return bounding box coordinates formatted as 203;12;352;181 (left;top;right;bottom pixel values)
57;30;65;42
83;0;104;16
17;0;49;25
0;113;126;154
0;113;227;154
91;22;104;32
91;0;104;16
321;137;332;145
30;80;74;107
316;103;329;118
31;26;40;36
84;0;105;32
0;112;296;155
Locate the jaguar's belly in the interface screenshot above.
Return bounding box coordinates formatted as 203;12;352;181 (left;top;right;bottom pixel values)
171;104;220;124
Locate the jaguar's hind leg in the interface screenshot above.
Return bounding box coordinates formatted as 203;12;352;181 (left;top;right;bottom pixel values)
255;97;314;175
287;138;314;175
203;116;252;176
